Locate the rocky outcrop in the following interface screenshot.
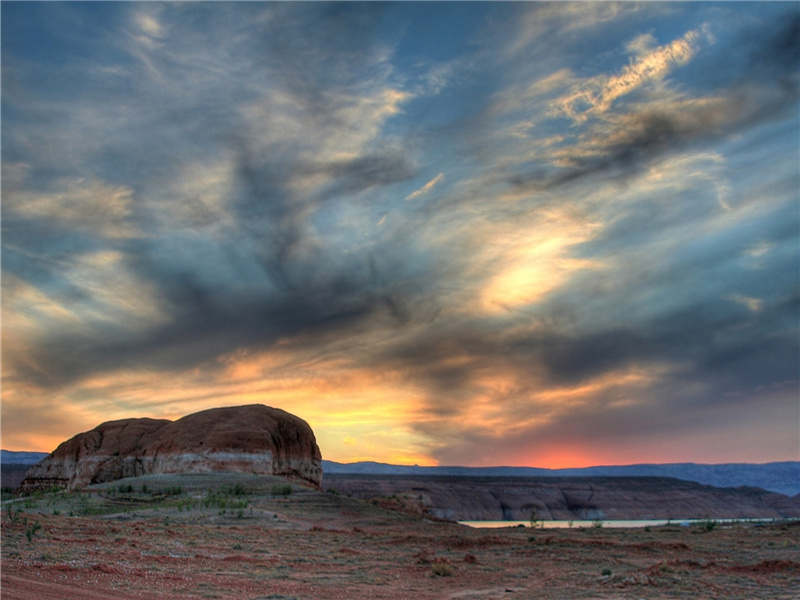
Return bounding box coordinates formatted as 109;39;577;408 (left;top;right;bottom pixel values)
19;405;322;492
324;475;800;521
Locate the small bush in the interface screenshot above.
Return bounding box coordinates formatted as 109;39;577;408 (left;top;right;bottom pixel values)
25;521;42;543
529;509;543;529
5;504;21;524
271;484;293;497
698;519;717;532
431;562;454;577
222;483;248;496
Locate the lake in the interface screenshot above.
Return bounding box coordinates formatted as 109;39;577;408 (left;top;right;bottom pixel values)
458;518;779;529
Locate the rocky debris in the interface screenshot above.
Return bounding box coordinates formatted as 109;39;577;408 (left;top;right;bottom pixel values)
324;475;800;521
19;405;322;492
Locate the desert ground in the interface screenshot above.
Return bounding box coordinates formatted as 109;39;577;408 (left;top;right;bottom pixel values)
2;473;798;600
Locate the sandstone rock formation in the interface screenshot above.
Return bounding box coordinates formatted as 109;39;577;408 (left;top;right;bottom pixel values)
19;405;322;492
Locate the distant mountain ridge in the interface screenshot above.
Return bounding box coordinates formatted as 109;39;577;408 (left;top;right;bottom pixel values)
322;460;800;497
1;450;49;465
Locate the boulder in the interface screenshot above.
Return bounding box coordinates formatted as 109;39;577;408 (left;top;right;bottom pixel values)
19;405;322;492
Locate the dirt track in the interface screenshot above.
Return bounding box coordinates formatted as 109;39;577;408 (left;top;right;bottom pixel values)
0;575;150;600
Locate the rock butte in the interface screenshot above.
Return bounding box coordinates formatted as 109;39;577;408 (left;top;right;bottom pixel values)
19;405;322;492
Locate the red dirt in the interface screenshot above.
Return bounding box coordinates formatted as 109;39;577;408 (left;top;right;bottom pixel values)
3;509;800;599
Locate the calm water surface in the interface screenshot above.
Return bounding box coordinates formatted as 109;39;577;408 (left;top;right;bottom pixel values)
459;518;780;529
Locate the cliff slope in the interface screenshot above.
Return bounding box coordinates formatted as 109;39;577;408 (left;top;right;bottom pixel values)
324;474;800;521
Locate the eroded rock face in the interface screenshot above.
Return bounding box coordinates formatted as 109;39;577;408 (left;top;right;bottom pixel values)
20;405;322;492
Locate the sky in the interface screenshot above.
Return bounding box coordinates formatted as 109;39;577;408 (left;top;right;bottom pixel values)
2;2;798;468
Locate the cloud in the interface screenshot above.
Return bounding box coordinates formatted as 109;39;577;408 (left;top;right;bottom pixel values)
556;25;712;122
4;176;137;239
134;11;165;40
405;173;444;201
2;3;797;466
727;294;763;313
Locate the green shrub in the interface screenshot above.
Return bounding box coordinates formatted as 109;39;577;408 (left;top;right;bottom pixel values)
271;484;293;497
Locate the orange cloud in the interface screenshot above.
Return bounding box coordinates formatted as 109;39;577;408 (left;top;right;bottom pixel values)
472;209;604;314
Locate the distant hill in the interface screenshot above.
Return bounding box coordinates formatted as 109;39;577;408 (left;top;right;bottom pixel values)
1;451;49;490
1;450;49;465
322;460;800;497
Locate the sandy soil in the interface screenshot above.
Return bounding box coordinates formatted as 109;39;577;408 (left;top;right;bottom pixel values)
2;474;798;599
